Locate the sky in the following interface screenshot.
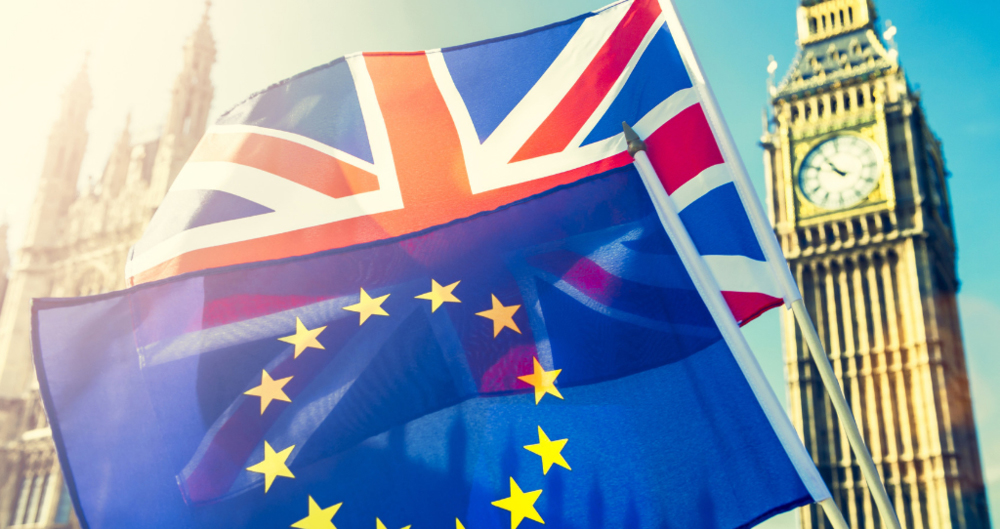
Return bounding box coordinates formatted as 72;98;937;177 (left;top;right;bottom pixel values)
0;0;998;527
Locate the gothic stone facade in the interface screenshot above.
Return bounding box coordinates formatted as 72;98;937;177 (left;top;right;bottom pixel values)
762;0;990;527
0;11;215;528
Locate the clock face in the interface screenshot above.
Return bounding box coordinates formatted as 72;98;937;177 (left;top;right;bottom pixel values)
798;135;881;210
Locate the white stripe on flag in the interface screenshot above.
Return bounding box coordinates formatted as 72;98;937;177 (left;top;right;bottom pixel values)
671;163;731;211
704;255;782;299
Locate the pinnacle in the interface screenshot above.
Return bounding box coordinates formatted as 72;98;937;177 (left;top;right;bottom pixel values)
73;54;91;86
188;0;216;56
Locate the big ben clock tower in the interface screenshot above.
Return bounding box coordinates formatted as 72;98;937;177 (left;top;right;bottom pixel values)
762;1;991;528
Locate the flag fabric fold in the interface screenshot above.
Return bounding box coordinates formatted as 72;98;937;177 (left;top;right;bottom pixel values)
36;1;830;528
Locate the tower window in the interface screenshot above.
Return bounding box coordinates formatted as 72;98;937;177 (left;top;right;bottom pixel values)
848;7;854;23
805;103;813;120
840;10;845;27
810;17;818;34
857;90;865;107
791;106;800;123
831;97;838;114
844;92;852;111
818;100;825;117
822;15;827;30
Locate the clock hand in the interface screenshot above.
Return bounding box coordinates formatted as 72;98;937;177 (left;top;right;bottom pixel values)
825;160;848;176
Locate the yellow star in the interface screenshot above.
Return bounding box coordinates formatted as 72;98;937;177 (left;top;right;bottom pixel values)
278;317;326;358
524;426;571;475
291;496;342;529
475;294;521;337
517;357;563;405
415;279;461;312
376;518;411;529
244;369;293;414
491;477;544;529
343;288;390;325
246;441;295;493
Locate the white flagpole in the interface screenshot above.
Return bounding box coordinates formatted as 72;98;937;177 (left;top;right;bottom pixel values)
655;3;903;528
623;124;848;529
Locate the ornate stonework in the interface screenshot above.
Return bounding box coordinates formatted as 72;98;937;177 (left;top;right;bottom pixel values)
0;8;215;527
763;1;990;528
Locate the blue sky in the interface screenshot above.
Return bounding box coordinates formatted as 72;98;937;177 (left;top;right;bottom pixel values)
0;0;997;526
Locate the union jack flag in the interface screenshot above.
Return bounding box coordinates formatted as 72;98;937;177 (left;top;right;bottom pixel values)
127;0;783;323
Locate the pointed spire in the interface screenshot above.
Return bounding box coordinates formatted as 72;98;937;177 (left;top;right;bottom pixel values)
117;111;133;148
64;54;92;114
150;0;217;195
101;112;134;196
767;55;779;97
189;0;216;58
74;51;90;85
883;20;899;63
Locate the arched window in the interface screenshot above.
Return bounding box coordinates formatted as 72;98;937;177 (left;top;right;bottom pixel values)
857;90;865;107
831;97;838;114
791;106;800;123
810;17;818;34
843;92;852;111
840;10;845;27
848;7;854;23
818;100;825;117
805;103;813;120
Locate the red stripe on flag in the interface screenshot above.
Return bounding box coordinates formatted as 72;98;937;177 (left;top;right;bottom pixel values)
644;104;724;194
721;290;783;326
130;53;633;285
510;0;662;162
191;132;380;199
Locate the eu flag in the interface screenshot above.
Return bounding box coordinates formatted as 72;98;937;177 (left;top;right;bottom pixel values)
36;165;824;528
34;1;831;527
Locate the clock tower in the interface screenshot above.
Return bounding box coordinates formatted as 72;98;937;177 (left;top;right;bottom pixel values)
762;1;991;528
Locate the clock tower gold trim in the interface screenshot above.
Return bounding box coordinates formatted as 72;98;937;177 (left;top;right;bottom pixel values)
791;124;894;224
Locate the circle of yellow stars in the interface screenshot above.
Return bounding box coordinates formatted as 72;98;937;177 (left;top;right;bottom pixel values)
239;279;568;528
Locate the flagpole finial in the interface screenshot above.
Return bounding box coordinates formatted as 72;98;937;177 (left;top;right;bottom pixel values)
622;122;646;157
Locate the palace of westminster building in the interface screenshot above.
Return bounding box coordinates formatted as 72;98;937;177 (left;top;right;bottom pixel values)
0;0;990;528
0;6;216;527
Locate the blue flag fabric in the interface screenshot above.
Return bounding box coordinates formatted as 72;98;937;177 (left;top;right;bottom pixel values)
35;165;822;529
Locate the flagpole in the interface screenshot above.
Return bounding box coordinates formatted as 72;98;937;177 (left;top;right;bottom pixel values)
655;3;903;527
622;124;847;529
